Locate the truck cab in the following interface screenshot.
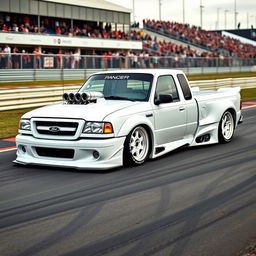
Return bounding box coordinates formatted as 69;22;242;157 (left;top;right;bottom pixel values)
15;69;242;170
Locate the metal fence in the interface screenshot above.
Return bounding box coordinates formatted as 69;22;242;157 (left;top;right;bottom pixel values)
1;53;256;70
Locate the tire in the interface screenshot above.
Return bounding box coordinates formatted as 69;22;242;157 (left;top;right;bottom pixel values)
123;126;150;166
218;111;235;143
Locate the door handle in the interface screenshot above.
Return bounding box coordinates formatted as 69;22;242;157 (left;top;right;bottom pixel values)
146;113;153;117
179;107;185;111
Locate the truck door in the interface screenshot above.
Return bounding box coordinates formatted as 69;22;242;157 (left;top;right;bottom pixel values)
177;74;198;137
153;75;186;146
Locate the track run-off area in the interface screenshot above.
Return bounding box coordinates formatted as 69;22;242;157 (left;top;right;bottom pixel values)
0;107;255;256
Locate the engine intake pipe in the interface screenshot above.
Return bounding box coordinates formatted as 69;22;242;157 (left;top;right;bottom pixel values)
63;92;74;104
75;93;85;104
63;92;103;104
84;92;103;101
63;93;69;101
68;93;75;103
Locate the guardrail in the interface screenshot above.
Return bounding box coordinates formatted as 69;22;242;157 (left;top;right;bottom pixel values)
0;86;80;111
189;77;256;90
0;77;255;111
1;67;255;83
0;69;100;83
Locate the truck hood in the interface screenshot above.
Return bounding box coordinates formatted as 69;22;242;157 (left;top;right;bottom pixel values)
22;99;143;121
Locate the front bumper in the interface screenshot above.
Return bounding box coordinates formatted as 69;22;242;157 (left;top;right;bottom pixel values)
14;134;126;170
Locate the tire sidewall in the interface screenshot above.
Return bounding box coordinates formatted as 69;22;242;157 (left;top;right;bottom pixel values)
218;111;234;143
123;126;149;166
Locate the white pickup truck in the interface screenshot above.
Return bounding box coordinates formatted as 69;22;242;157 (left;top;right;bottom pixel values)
15;69;242;170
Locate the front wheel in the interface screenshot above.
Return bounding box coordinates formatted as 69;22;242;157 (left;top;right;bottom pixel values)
218;111;235;143
123;126;150;166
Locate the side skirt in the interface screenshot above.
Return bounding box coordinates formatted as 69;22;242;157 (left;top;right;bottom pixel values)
151;137;193;159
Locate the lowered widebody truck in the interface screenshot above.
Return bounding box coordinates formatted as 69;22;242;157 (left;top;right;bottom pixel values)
14;69;242;170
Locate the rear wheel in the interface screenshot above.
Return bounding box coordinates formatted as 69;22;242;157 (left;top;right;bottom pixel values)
123;126;149;166
218;111;235;143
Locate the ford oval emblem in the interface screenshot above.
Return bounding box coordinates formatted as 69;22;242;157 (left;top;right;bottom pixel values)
49;126;60;133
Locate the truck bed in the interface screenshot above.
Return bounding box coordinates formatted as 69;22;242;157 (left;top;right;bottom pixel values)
192;87;241;102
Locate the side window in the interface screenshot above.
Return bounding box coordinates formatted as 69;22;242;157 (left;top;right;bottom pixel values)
177;74;192;100
155;75;179;101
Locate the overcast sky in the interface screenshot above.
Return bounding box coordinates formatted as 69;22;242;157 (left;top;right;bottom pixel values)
108;0;256;30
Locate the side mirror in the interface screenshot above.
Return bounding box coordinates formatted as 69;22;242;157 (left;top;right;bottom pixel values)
154;94;173;105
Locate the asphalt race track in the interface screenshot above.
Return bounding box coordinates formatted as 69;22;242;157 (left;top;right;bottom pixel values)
0;107;255;256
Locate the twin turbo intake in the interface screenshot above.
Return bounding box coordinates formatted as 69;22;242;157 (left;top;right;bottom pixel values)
63;92;103;104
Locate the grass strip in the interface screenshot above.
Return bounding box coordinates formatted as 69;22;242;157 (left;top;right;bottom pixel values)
241;88;256;102
0;108;35;139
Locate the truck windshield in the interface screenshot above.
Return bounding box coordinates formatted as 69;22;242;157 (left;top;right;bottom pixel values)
79;73;153;101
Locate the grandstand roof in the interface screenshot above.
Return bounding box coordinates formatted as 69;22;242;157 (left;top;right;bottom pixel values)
44;0;131;13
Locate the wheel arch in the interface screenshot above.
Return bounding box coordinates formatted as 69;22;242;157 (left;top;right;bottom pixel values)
218;108;236;143
138;124;154;159
224;107;237;127
117;116;155;159
198;99;238;127
122;124;154;166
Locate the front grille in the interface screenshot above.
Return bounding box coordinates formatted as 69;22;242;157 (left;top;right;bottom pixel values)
38;130;74;136
35;121;78;136
35;147;74;159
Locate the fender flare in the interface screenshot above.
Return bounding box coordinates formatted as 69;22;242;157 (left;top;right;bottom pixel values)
117;115;155;157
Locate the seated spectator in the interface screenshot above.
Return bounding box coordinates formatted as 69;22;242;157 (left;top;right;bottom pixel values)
1;13;255;59
143;19;256;58
2;24;8;32
55;26;61;34
12;24;19;32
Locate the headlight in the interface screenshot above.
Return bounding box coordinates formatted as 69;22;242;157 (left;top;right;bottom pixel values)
83;122;113;134
19;119;31;130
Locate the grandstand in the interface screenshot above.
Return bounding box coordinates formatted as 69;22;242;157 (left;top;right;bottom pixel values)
0;0;141;54
0;1;256;75
143;19;256;59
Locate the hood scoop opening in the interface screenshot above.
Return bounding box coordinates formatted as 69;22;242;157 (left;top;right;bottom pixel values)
63;92;103;105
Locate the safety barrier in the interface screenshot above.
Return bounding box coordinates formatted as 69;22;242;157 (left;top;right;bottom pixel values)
0;69;102;83
1;67;255;83
0;86;80;111
189;77;256;90
0;77;255;111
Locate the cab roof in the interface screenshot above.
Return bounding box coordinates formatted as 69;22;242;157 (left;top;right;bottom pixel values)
93;69;185;76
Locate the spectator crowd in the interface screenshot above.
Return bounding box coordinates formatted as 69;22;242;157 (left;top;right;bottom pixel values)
142;34;218;59
0;13;143;40
1;13;256;69
1;44;255;70
143;19;256;59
